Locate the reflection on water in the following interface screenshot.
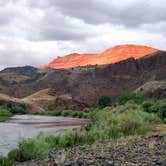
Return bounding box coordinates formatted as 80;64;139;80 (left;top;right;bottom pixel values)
0;115;87;156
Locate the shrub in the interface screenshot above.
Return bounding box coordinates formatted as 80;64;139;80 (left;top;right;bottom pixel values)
72;111;79;117
58;131;79;147
0;107;12;122
0;108;12;116
17;135;50;161
142;100;154;112
45;135;61;148
98;96;110;108
137;111;162;123
76;112;84;118
141;99;166;119
0;156;14;166
118;93;145;105
110;102;140;114
117;112;146;135
7;149;20;162
93;110;148;137
6;103;27;114
149;104;159;113
35;110;87;118
53;111;62;116
158;101;166;119
61;110;78;117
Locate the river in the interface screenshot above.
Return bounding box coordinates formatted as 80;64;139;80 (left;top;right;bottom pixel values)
0;115;88;156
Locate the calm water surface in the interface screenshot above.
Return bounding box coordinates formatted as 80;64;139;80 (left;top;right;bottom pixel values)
0;115;88;156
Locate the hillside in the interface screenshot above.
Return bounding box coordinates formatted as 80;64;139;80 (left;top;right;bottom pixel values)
44;44;159;69
0;50;165;111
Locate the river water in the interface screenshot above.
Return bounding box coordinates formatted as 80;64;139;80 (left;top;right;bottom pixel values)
0;115;88;156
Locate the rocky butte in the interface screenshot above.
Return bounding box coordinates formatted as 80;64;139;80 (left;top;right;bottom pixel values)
44;44;159;69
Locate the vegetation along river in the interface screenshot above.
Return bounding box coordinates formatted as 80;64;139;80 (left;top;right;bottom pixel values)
0;115;88;156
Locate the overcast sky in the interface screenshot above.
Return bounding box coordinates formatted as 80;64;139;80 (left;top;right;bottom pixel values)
0;0;166;69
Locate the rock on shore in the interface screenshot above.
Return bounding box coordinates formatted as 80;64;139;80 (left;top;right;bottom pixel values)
15;134;166;166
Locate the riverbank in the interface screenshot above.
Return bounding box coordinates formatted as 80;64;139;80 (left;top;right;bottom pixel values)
0;94;165;166
15;133;166;166
0;115;88;156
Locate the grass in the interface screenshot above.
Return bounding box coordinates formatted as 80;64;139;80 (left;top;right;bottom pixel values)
0;107;12;122
0;116;10;122
0;95;165;166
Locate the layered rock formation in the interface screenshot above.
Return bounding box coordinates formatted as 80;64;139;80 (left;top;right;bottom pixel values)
0;50;165;110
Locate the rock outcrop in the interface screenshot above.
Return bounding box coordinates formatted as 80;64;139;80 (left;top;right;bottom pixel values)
44;44;158;69
0;50;165;110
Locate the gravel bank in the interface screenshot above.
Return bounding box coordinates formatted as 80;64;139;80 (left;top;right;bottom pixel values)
15;134;166;166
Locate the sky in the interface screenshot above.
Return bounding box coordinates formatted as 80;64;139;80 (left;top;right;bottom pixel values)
0;0;166;69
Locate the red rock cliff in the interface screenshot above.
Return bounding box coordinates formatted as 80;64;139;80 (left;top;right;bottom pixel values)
44;44;159;69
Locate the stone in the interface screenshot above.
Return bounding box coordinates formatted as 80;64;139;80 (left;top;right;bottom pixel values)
64;160;75;166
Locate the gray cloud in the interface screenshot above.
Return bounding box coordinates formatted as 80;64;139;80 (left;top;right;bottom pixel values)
48;0;166;27
0;6;17;26
33;11;93;41
0;37;58;68
0;0;165;69
26;0;166;41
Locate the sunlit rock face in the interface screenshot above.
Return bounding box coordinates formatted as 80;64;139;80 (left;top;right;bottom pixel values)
44;44;159;69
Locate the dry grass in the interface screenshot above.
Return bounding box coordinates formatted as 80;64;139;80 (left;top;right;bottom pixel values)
22;89;55;112
148;139;156;149
0;92;43;113
135;80;166;93
147;124;166;136
0;88;55;113
151;124;166;132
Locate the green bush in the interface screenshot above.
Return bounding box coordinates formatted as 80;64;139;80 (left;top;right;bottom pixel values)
7;149;20;163
53;111;62;116
110;101;140;114
0;107;12;122
117;112;146;135
93;109;148;137
98;96;110;108
0;156;14;166
142;100;154;112
76;112;84;118
158;101;166;119
45;135;61;148
17;135;50;161
6;103;27;114
141;99;166;119
35;110;87;119
0;108;12;117
149;104;159;113
61;110;74;117
118;93;145;105
137;111;162;123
